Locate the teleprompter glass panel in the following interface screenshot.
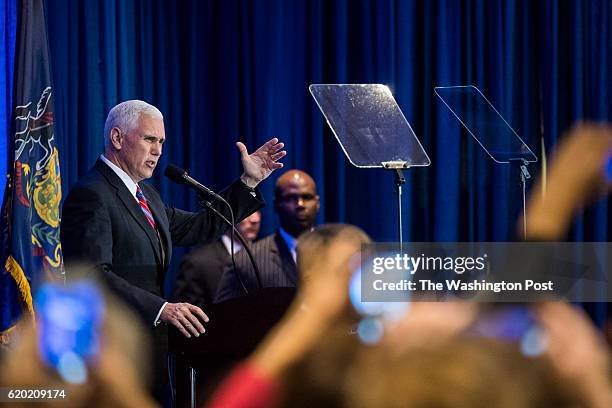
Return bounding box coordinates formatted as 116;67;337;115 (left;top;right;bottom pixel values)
310;84;431;168
435;85;537;163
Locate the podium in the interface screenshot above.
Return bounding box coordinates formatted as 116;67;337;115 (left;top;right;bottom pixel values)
170;287;296;407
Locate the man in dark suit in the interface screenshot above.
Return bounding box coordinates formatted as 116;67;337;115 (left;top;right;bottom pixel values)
214;169;320;302
60;100;286;400
173;211;261;307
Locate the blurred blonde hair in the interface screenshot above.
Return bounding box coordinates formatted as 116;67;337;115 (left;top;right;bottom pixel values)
345;337;573;408
296;223;371;280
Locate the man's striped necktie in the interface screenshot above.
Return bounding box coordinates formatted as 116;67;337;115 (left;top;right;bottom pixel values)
136;185;157;230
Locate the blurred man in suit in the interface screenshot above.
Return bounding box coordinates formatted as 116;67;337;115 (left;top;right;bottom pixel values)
173;211;262;307
215;169;320;302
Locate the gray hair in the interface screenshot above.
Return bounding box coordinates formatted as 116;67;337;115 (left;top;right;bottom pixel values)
103;100;163;147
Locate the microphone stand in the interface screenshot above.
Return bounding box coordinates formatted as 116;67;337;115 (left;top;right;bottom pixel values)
197;195;263;295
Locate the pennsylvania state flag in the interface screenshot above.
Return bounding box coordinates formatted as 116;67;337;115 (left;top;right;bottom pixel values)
0;0;63;343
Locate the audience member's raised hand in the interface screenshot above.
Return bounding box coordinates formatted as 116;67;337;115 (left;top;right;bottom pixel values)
536;302;612;408
525;123;612;239
250;239;362;378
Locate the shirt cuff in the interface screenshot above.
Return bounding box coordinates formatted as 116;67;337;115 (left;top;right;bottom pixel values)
240;182;258;197
154;302;168;326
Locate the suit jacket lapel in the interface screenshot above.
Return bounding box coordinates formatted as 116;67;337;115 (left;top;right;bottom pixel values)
95;160;163;265
273;230;298;285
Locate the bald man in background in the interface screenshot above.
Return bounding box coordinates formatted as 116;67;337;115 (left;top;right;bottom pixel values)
214;170;320;302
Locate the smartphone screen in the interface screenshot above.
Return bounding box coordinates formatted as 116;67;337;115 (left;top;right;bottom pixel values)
35;280;105;384
349;266;409;344
468;306;547;356
349;267;409;321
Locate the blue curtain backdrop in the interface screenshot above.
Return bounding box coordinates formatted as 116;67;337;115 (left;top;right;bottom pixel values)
1;0;17;200
42;0;611;314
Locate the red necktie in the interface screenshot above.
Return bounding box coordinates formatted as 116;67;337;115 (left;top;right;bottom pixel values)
136;186;157;230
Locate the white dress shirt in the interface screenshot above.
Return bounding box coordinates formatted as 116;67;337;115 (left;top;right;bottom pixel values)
220;234;243;255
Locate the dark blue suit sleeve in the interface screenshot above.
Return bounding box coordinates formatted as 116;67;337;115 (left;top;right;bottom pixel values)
61;184;166;325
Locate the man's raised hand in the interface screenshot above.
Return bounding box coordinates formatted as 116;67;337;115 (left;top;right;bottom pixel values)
237;138;286;188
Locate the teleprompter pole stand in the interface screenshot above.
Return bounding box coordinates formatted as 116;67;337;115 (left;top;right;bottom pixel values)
383;161;408;252
509;159;531;239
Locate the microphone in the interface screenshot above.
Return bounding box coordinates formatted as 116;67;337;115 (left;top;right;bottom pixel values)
164;164;224;202
164;163;263;293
